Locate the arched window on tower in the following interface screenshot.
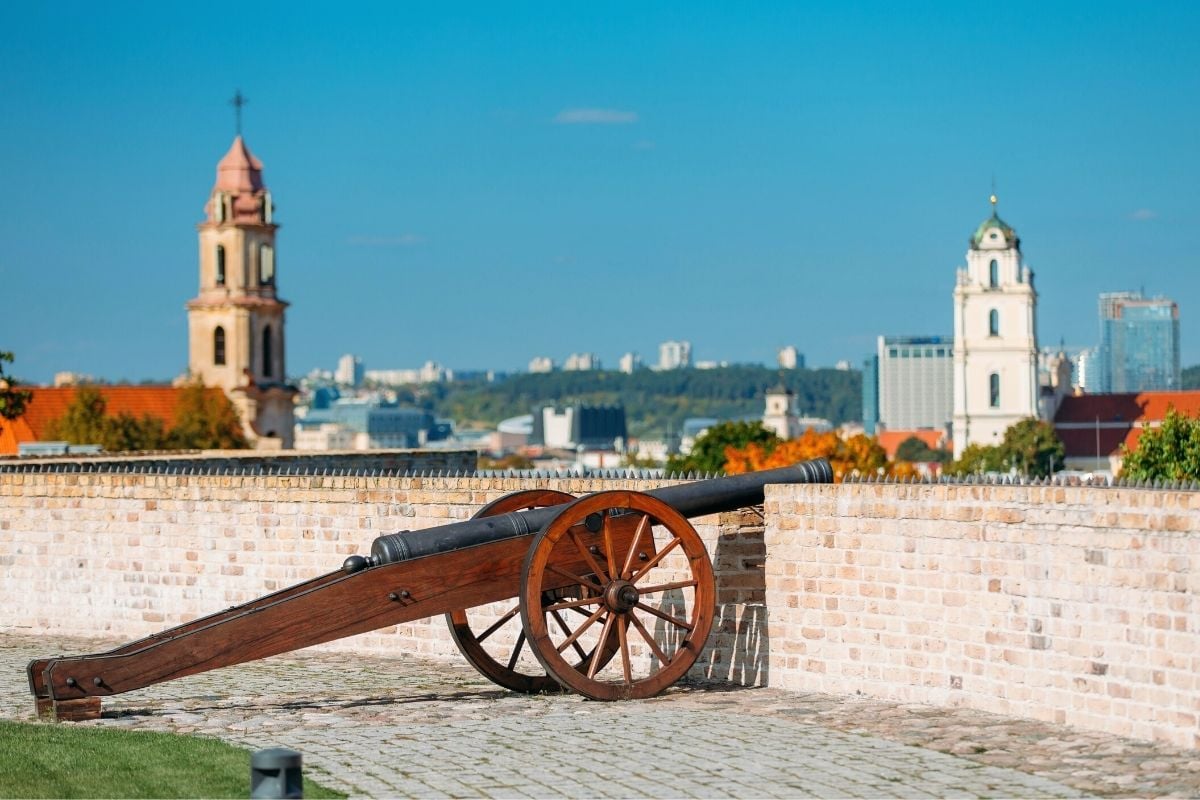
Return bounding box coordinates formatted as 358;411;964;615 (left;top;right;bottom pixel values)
214;327;226;366
262;326;272;379
989;259;999;288
215;245;226;286
259;245;274;285
988;309;999;337
989;373;1000;408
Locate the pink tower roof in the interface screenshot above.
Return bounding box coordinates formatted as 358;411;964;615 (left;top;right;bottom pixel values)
214;135;265;192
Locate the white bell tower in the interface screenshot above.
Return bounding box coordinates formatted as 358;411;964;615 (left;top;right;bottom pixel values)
951;196;1039;458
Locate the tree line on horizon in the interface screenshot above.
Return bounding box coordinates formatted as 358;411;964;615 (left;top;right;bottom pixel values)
409;364;862;439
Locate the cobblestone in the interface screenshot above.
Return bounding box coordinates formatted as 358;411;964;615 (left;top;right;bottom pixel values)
5;634;1200;798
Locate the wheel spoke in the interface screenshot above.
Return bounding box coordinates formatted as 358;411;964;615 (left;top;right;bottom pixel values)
543;595;602;613
547;564;604;594
630;537;681;584
476;604;520;643
602;513;619;583
636;579;698;595
568;528;610;582
628;610;670;666
506;630;526;671
588;614;617;678
634;601;694;631
620;514;651;580
550;609;588;660
617;615;632;684
555;605;606;654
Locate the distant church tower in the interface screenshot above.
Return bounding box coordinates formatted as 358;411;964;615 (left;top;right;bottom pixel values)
186;134;296;448
951;196;1038;458
763;383;799;440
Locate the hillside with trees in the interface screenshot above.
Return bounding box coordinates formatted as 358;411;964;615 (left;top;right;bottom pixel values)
408;366;862;438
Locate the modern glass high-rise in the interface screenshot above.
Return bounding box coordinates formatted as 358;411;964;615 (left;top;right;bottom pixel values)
861;355;879;434
1098;293;1180;392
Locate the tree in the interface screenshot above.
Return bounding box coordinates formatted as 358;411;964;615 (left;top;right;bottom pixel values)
666;421;780;475
167;383;248;450
723;428;888;481
0;351;32;432
1120;407;1200;482
894;436;952;464
999;418;1064;477
44;386;171;451
44;386;110;446
944;443;1004;476
943;418;1065;478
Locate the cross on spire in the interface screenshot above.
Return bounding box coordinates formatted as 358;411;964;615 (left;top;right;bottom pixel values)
229;90;248;136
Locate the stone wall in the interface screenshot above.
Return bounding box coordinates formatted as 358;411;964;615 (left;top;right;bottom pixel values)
4;470;1197;748
764;482;1200;749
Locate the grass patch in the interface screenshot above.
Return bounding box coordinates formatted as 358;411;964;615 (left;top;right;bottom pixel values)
0;721;344;799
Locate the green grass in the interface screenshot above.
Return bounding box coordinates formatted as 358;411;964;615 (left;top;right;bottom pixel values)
0;721;345;799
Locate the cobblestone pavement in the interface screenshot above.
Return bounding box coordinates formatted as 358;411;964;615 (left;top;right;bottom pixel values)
5;634;1200;799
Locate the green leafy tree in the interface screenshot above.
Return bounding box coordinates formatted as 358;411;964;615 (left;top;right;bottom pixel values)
44;386;171;451
666;420;781;475
167;383;248;450
1120;407;1200;481
945;418;1065;477
0;351;33;431
107;411;170;452
894;436;952;464
944;443;1005;476
998;418;1065;477
44;386;110;445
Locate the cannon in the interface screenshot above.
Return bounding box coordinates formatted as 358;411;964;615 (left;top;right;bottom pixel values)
28;459;833;720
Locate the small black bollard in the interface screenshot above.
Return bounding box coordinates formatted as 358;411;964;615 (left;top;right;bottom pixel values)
250;747;303;799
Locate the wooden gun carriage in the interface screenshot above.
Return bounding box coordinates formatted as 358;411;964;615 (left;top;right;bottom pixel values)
29;459;832;720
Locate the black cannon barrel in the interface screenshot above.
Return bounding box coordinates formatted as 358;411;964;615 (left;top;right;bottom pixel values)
362;458;832;568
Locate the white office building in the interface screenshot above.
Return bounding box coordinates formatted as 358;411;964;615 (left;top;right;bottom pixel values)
658;340;691;370
876;335;954;431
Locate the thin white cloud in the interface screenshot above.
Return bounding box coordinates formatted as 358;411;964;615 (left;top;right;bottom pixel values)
347;234;425;247
1130;209;1157;221
554;108;638;125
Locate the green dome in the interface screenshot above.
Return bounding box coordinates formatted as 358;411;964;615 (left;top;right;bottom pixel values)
971;212;1017;247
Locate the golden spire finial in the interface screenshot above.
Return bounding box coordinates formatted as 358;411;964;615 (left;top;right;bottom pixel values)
989;192;997;208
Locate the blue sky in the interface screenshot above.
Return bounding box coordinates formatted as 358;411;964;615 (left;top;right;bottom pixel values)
2;1;1197;384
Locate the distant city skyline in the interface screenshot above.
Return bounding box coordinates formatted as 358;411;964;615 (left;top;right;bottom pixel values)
3;3;1197;384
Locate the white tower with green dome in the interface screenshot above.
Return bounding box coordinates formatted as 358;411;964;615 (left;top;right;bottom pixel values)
951;196;1039;458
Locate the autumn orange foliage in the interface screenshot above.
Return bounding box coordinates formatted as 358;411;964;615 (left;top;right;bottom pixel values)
723;429;895;482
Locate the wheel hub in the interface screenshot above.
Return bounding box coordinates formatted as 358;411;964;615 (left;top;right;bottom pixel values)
605;580;640;613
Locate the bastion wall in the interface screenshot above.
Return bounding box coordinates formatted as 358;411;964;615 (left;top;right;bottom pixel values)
1;471;1196;747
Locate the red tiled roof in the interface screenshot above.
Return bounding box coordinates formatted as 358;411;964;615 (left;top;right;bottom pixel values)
1053;391;1200;458
0;386;223;455
877;429;947;460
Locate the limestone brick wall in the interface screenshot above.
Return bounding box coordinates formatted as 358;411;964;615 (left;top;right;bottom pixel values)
0;472;766;685
6;470;1198;747
765;482;1200;748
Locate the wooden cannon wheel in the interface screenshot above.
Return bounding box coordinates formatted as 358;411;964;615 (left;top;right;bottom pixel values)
445;489;615;693
519;490;716;700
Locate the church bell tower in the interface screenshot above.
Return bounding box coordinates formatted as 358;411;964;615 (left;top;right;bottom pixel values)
186;131;296;447
951;195;1039;458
